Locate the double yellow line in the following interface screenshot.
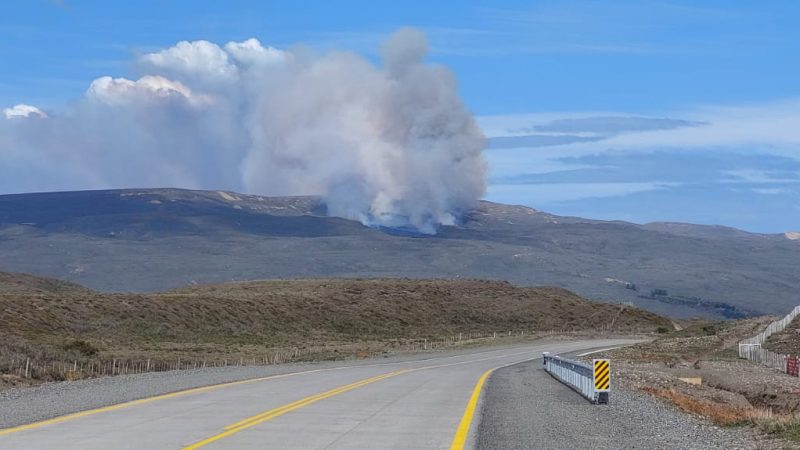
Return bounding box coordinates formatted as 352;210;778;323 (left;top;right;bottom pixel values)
1;355;506;450
182;365;492;450
0;371;304;437
183;369;413;449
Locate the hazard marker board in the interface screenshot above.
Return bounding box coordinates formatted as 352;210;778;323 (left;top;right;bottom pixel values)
593;359;610;391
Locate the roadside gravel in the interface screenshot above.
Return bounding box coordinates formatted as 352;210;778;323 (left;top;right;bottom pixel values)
476;359;778;450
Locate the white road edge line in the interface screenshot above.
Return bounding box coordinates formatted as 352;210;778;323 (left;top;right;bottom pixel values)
576;346;623;357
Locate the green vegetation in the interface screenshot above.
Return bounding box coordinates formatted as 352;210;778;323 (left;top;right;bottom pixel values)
756;416;800;445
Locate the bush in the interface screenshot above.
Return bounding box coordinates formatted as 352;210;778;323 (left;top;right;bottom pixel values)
758;416;800;444
700;325;718;336
656;326;670;334
62;339;99;357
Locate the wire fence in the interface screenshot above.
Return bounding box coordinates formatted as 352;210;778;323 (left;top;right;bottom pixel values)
738;304;800;375
3;325;652;383
1;329;537;382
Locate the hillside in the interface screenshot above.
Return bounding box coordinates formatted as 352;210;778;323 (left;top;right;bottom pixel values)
1;277;670;342
0;274;670;386
0;271;90;295
1;188;799;318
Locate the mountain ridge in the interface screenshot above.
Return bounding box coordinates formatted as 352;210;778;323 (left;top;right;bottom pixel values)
1;188;798;319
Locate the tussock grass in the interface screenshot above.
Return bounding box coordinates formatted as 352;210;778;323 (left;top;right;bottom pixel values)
1;275;671;387
756;416;800;444
641;387;757;425
641;387;800;444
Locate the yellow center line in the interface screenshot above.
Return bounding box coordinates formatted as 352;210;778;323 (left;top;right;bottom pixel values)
1;345;550;446
0;371;309;437
183;352;535;449
449;368;494;450
223;371;406;430
182;369;412;450
0;347;528;439
186;359;502;450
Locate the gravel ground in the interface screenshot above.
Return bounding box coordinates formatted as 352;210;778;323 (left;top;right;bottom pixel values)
0;339;558;429
476;359;778;450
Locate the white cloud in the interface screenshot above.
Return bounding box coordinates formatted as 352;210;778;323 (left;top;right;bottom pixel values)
752;187;788;195
478;112;618;138
138;40;238;86
86;75;209;106
486;182;674;204
137;39;289;90
224;38;287;67
3;104;46;119
600;100;800;152
479;103;800;230
723;169;800;184
480;100;800;160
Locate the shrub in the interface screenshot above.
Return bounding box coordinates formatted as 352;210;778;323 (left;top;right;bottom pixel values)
757;416;800;444
640;387;754;425
62;339;99;357
700;325;718;336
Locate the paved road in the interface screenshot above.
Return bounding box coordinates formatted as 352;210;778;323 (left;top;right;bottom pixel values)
0;339;638;449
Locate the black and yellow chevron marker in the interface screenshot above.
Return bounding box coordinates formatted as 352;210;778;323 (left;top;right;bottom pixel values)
593;359;610;391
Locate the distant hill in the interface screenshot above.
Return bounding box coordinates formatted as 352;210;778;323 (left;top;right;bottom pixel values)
1;276;670;343
1;188;798;318
0;271;91;295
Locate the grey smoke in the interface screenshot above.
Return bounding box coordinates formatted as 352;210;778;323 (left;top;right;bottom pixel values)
0;28;486;234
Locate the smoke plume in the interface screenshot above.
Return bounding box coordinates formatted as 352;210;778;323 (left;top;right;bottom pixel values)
0;28;486;233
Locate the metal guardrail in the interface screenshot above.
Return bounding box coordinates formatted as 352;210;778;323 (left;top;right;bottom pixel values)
543;352;609;404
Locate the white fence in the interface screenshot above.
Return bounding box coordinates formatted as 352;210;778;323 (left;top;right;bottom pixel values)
738;305;800;372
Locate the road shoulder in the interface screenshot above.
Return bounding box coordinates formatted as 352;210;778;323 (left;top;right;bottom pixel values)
476;359;773;450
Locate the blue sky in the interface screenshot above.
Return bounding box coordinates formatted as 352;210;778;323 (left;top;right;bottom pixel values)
2;1;800;233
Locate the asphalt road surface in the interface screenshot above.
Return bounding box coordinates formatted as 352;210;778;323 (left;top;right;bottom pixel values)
0;339;639;450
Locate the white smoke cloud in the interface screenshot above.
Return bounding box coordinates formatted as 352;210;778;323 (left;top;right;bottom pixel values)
0;28;486;233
